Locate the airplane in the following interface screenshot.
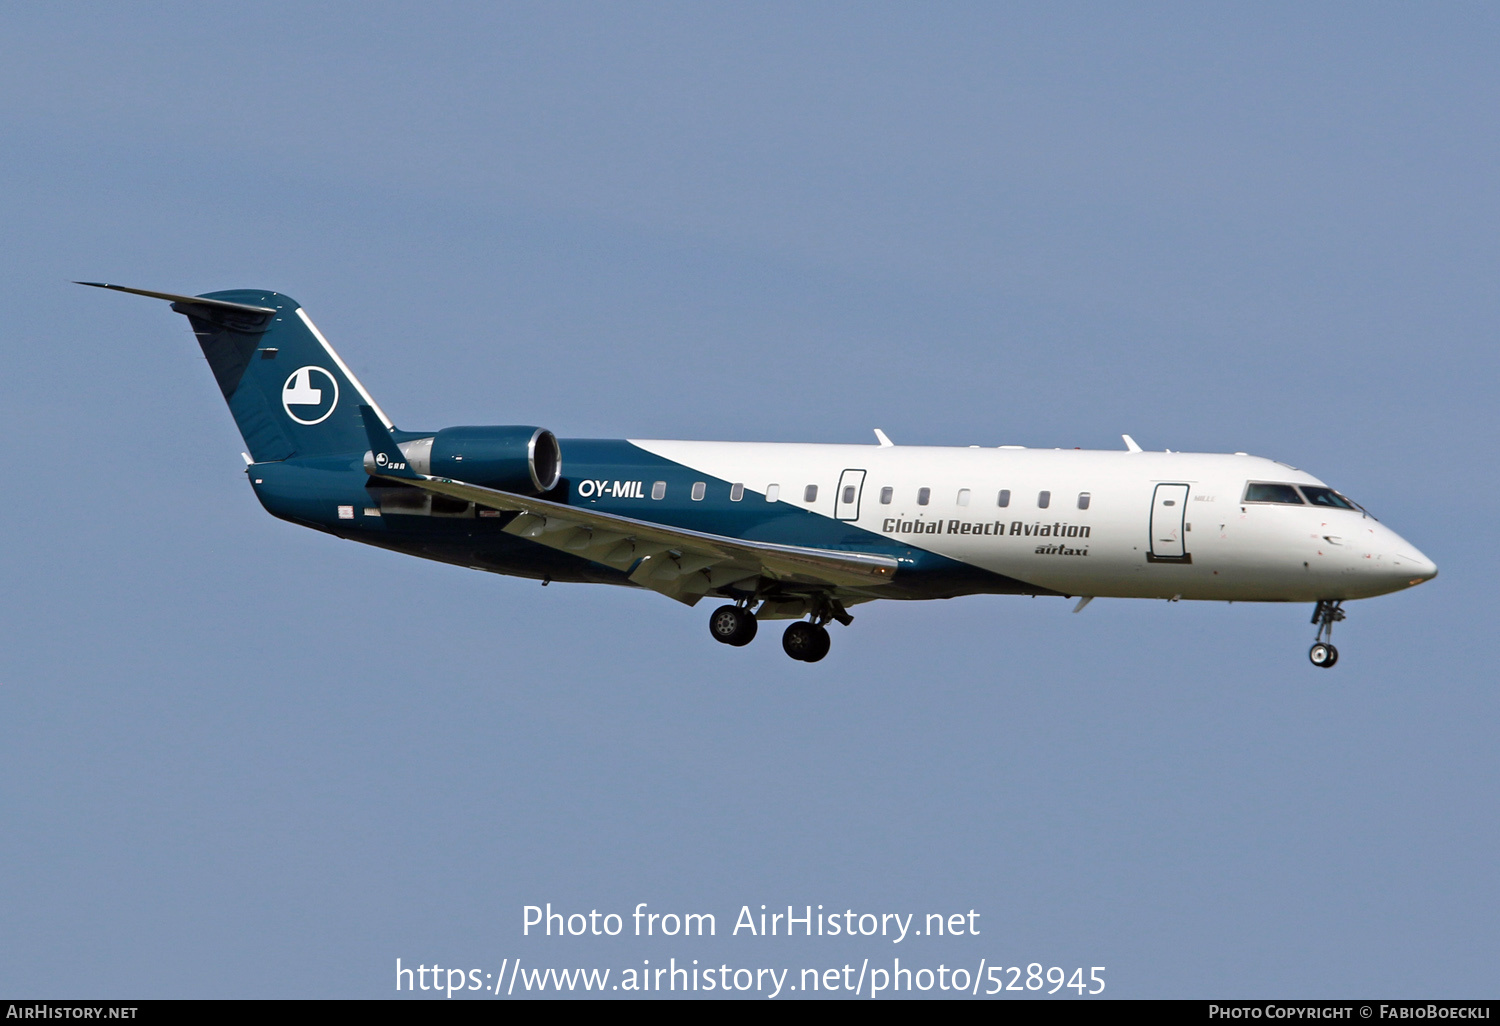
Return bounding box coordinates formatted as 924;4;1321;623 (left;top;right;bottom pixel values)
80;282;1438;667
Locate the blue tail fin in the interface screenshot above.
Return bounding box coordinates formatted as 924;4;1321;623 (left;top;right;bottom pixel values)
80;283;393;461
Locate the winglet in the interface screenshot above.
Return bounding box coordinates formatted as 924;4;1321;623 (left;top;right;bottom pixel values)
1122;434;1143;453
359;405;419;479
873;428;894;447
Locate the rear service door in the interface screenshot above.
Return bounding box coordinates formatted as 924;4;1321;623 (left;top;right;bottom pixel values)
1149;483;1191;562
835;469;866;521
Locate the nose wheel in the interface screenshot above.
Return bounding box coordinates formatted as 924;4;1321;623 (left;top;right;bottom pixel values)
1308;600;1345;668
1309;642;1339;667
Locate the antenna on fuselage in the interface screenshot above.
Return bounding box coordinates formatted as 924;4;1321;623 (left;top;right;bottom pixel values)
1121;434;1143;453
873;429;894;447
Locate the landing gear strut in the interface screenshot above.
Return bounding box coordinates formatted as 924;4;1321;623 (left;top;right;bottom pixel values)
708;604;758;647
1309;600;1345;668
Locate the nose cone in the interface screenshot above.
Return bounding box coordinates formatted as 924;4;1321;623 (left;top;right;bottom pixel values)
1397;546;1438;586
1382;530;1437;589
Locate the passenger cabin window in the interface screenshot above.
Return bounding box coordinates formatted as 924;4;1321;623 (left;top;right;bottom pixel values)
997;489;1010;508
1300;486;1357;510
1244;482;1304;505
651;481;666;500
880;486;893;504
1077;492;1091;510
842;485;856;504
957;488;971;506
765;484;780;502
1038;490;1051;509
691;481;706;501
804;485;818;503
917;487;931;506
730;483;744;501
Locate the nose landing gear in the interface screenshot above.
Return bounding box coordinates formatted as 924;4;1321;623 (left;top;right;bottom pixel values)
1308;600;1345;668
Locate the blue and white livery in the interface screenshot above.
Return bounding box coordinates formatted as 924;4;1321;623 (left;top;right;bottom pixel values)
84;283;1437;667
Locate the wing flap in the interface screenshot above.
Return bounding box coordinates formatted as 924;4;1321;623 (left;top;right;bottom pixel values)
384;473;899;598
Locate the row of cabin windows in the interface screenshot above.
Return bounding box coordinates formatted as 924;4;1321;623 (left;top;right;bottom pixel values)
639;481;1092;510
889;487;1090;510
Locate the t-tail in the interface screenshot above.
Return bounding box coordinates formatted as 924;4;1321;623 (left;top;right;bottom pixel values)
78;282;392;461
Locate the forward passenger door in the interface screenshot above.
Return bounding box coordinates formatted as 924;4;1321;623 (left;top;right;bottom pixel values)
1148;483;1192;562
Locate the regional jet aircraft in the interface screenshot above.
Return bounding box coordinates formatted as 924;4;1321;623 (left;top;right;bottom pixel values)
83;284;1437;666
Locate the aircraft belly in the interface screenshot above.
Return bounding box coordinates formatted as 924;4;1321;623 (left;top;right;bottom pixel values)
364;528;636;586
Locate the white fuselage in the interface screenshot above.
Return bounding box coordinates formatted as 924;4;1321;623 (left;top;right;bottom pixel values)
629;441;1437;603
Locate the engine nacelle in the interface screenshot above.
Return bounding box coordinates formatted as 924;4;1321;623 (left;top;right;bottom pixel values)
364;425;561;494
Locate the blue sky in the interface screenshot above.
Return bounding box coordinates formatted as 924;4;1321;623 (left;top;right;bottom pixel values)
1;3;1495;998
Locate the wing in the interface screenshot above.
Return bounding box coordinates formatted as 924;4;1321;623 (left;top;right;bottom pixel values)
375;471;899;606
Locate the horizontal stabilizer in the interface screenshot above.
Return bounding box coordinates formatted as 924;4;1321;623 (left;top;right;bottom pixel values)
76;281;277;323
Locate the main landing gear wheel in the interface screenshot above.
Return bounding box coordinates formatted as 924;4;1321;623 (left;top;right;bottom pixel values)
1309;642;1339;668
782;621;831;662
708;605;758;647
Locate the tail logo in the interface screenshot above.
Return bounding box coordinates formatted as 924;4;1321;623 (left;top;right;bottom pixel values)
282;366;340;425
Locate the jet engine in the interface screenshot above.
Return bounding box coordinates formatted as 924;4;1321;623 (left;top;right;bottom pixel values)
364;425;561;495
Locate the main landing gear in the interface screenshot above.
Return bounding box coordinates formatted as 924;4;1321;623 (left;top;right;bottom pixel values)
1309;599;1346;668
708;604;758;647
781;621;831;663
707;597;847;662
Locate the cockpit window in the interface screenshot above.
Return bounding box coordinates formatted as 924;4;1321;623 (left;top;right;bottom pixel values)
1243;482;1305;505
1298;486;1357;510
